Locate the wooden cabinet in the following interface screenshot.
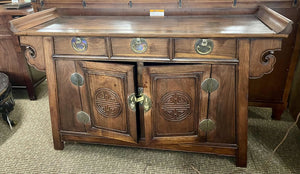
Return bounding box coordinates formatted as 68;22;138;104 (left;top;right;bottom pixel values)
55;59;236;145
249;9;300;120
10;4;292;167
0;6;45;100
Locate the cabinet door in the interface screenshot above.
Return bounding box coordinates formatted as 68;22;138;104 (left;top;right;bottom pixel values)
142;64;236;145
56;60;137;143
207;65;236;144
143;65;211;144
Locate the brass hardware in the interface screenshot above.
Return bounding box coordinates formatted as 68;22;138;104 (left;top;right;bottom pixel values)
232;0;237;7
293;0;298;7
199;119;216;132
40;0;44;8
76;111;90;124
195;39;214;55
178;0;182;8
128;91;152;112
70;73;84;86
128;1;132;8
201;78;219;93
130;38;148;54
82;0;87;7
71;37;88;52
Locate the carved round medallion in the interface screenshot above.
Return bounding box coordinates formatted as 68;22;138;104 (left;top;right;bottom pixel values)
94;88;122;118
159;91;192;121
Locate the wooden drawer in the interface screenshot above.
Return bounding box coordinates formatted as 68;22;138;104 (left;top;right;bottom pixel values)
111;38;168;58
54;37;106;56
175;38;236;59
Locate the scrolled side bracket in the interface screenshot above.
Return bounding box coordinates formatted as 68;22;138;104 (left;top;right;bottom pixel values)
20;36;46;72
249;39;282;79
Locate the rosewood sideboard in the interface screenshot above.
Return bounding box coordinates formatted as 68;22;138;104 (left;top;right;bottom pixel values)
10;4;292;167
0;5;45;100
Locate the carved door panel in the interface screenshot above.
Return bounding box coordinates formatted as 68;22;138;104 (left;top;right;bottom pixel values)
57;60;137;143
143;65;211;144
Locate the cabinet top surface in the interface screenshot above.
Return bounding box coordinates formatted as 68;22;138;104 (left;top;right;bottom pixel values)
18;15;277;37
10;6;293;38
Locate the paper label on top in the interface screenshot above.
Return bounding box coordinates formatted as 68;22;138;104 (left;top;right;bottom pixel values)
150;9;165;17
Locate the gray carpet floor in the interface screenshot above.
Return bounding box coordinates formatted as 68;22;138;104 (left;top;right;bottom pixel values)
0;81;300;174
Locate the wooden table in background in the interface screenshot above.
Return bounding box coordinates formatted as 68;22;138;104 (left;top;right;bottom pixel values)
0;5;45;100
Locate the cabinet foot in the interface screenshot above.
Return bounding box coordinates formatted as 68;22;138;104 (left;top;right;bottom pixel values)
236;156;247;167
271;105;285;120
53;141;64;150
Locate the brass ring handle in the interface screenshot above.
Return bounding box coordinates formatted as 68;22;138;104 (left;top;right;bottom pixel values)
195;39;214;55
71;37;88;52
130;38;148;54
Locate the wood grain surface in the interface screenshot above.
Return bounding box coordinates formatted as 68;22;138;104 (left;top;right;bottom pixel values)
14;15;285;38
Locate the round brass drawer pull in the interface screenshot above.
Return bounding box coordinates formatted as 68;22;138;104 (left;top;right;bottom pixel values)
71;37;88;52
130;38;148;54
195;39;214;55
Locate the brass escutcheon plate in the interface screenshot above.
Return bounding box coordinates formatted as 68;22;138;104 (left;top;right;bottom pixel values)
76;111;90;124
195;39;214;55
199;119;216;132
201;78;219;93
70;73;84;86
130;38;148;54
71;37;88;52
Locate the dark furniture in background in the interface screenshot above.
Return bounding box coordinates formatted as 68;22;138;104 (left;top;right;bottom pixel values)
0;72;15;129
249;8;300;120
0;5;45;100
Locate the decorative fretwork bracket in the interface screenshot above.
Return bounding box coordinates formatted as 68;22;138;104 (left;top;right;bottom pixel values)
249;39;282;79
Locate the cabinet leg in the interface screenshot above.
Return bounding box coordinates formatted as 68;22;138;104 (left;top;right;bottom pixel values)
236;151;247;167
271;105;285;120
25;82;37;100
53;140;64;150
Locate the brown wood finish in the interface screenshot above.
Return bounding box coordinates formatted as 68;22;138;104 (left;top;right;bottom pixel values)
61;132;237;156
31;0;299;14
79;61;137;143
208;64;236;144
288;22;300;128
249;39;282;79
142;65;210;145
111;38;168;58
44;36;64;150
256;5;293;34
9;7;58;33
249;9;300;120
0;6;45;100
10;4;292;167
175;38;236;59
236;39;251;167
20;36;46;71
54;37;106;56
55;60;86;132
10;12;290;38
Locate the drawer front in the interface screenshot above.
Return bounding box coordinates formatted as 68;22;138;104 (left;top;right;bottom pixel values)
54;37;106;56
175;38;236;59
111;38;168;58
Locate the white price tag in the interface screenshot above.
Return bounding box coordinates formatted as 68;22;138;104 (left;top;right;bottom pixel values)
150;9;165;17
